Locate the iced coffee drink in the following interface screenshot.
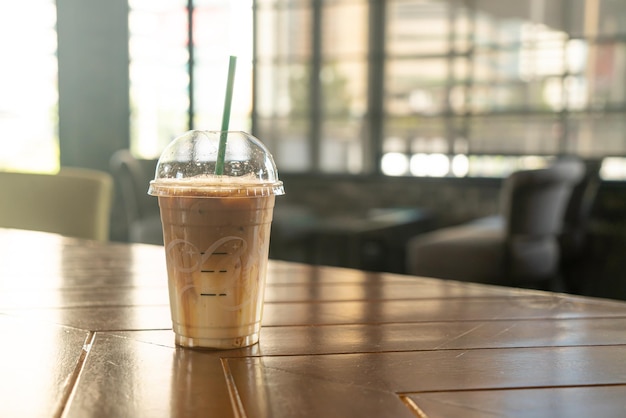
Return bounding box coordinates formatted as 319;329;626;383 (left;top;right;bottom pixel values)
149;131;284;349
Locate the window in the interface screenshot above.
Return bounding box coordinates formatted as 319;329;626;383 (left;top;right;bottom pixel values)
256;0;626;178
255;0;315;172
129;0;253;159
193;0;254;132
0;1;58;172
129;0;188;158
255;0;369;174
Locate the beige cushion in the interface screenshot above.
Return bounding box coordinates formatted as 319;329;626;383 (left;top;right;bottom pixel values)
0;168;113;241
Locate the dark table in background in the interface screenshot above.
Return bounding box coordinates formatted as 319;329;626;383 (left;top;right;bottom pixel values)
271;206;435;273
1;228;626;417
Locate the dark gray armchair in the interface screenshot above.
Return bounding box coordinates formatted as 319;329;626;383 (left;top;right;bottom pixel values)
405;158;586;290
110;149;163;245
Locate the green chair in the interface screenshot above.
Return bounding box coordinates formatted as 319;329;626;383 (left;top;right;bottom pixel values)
0;167;113;241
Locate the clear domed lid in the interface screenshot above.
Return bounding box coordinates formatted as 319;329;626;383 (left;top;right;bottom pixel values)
148;130;284;197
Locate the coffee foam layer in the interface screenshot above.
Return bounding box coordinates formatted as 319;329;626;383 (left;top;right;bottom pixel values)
149;174;284;198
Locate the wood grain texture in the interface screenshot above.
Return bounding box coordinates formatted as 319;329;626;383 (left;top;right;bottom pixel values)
1;228;626;417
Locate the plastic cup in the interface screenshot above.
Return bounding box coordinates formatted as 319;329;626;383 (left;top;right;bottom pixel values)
148;130;284;349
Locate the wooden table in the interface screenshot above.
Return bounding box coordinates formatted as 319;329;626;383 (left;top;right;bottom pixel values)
2;228;626;417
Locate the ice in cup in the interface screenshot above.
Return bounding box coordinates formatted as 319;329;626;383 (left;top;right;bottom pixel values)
148;130;284;349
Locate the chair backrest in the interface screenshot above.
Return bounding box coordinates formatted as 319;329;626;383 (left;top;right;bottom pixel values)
498;158;585;282
109;149;158;224
0;167;113;241
559;159;601;258
500;158;586;238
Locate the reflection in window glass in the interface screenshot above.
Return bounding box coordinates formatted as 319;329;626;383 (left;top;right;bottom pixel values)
0;1;58;172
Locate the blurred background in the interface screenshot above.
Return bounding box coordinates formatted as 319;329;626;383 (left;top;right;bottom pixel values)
1;0;626;297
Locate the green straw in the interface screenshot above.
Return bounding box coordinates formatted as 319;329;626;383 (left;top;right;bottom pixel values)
215;55;237;175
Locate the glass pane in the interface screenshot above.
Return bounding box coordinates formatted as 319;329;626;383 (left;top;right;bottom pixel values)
600;157;626;180
318;1;367;173
453;3;472;53
467;155;551;178
193;0;254;131
566;113;626;157
129;0;188;158
256;63;311;118
469;116;561;154
323;1;367;58
472;49;523;112
386;58;450;115
585;42;626;108
256;2;312;60
320;61;366;118
320;120;364;174
0;1;58;172
256;117;310;172
519;35;567;79
382;117;456;178
472;47;519;81
448;58;470;114
473;6;523;47
568;0;626;38
470;78;564;113
258;0;626;177
256;0;309;6
471;43;567;112
384;117;449;150
387;0;452;56
255;0;313;173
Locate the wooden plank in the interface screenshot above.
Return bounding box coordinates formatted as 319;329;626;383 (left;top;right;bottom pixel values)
226;346;626;417
262;297;626;326
0;315;89;418
263;280;532;302
113;317;626;355
403;386;626;418
5;295;626;331
64;333;235;418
